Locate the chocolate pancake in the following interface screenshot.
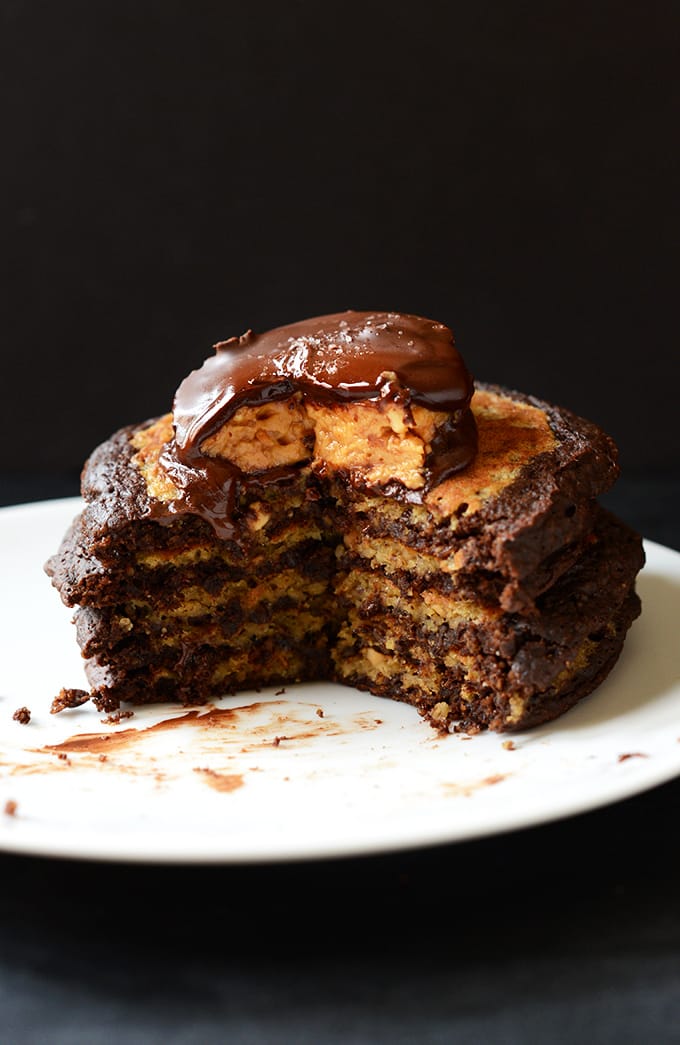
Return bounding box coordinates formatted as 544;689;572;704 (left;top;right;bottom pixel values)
46;311;643;732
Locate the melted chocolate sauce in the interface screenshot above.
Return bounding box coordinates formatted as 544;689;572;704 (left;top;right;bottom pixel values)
174;310;474;445
157;311;477;537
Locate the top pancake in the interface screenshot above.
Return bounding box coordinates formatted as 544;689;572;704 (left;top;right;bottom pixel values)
47;383;619;614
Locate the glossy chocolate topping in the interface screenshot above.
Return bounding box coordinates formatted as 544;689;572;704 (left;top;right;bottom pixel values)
173;311;474;451
158;311;477;536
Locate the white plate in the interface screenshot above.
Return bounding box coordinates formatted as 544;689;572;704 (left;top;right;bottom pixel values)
0;497;679;864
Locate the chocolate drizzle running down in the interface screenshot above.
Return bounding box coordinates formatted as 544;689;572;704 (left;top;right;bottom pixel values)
157;311;477;536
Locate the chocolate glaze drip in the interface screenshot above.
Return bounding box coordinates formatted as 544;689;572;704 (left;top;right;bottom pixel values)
158;311;477;537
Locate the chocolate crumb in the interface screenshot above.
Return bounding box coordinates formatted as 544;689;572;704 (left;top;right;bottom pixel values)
12;707;31;725
101;709;135;725
273;736;281;747
51;688;90;714
3;800;17;817
98;754;108;762
618;752;649;762
374;719;383;725
316;708;324;718
502;740;516;751
275;687;286;696
57;752;71;763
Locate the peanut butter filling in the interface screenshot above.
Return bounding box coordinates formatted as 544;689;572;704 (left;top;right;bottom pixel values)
132;388;555;519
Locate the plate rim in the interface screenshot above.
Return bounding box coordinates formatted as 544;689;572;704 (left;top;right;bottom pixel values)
0;497;678;865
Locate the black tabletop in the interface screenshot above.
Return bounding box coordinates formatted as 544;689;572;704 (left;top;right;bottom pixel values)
1;474;679;1044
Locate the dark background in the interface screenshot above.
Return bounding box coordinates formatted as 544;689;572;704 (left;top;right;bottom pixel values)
1;1;678;483
1;5;680;1043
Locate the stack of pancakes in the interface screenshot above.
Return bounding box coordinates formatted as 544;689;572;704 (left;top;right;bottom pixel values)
47;312;643;732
